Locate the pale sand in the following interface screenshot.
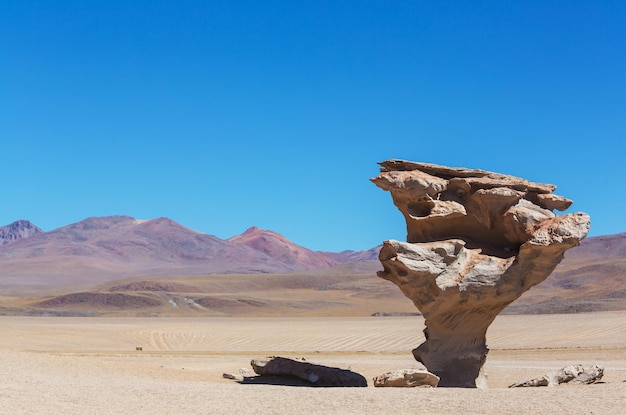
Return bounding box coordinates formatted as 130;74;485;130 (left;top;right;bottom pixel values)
1;312;625;414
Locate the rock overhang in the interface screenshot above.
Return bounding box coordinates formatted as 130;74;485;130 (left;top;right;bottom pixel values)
371;159;581;258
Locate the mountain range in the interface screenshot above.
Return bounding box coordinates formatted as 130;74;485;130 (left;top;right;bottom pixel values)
0;216;624;316
0;216;378;294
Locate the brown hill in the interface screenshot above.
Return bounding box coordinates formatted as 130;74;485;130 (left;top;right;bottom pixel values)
15;267;403;317
35;292;162;309
228;226;344;270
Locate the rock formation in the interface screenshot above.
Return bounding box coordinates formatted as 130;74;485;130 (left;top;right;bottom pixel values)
372;159;590;387
0;220;43;246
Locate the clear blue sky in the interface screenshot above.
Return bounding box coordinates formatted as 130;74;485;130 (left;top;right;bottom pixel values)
2;1;625;251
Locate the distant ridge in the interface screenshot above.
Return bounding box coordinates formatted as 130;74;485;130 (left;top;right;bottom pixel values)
0;220;43;246
323;246;381;262
1;216;624;316
0;216;300;292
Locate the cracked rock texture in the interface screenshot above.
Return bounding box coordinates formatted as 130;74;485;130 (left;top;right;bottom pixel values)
372;159;590;387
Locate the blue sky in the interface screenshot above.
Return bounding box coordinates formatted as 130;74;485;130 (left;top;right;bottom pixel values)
2;1;625;251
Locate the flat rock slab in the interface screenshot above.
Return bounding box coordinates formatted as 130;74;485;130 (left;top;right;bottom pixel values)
373;369;440;387
249;356;368;387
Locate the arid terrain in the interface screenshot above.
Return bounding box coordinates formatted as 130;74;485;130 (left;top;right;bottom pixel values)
1;216;625;317
1;312;625;414
1;217;625;413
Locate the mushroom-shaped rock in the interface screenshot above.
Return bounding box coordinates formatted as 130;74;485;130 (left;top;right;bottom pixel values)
372;160;590;387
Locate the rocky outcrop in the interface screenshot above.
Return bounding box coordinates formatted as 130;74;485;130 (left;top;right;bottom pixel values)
0;220;43;245
372;160;590;387
509;364;604;387
373;368;439;387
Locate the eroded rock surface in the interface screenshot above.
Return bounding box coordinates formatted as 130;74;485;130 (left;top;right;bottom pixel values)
372;160;590;387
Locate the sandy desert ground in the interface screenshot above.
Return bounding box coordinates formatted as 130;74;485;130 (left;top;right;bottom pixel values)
1;312;625;414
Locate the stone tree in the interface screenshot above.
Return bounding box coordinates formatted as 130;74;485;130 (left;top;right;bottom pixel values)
372;159;590;387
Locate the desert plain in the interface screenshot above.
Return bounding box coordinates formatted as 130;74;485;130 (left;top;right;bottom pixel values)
1;311;625;415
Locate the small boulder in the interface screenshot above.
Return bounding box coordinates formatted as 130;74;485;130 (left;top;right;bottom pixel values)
373;369;439;388
222;372;244;381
